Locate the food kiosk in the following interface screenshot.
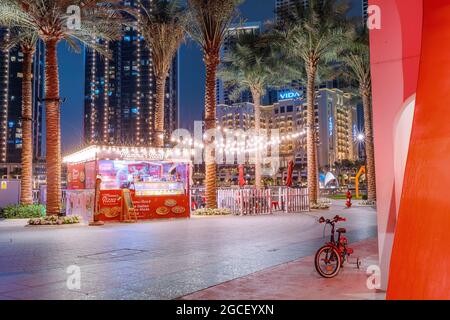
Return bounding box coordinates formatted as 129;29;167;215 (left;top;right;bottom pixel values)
63;146;191;223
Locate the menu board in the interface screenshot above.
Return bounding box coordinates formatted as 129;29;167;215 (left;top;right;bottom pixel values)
67;163;86;190
131;193;190;220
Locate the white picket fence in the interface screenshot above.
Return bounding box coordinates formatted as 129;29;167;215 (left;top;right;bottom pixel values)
280;187;310;213
217;187;309;215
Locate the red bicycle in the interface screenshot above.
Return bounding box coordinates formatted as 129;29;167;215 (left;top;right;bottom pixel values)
314;215;360;278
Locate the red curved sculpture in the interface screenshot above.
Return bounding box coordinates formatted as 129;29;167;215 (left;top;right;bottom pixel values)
387;0;450;300
370;0;450;299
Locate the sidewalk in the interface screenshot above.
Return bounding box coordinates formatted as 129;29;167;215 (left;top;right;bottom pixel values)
180;238;385;300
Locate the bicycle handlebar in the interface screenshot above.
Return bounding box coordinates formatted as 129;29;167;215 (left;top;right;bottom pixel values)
319;215;346;224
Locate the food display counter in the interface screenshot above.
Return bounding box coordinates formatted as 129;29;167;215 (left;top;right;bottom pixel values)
63;146;191;223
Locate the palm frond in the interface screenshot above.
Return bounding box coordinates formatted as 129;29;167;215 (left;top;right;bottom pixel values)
186;0;243;59
0;0;128;58
218;29;303;102
136;0;186;79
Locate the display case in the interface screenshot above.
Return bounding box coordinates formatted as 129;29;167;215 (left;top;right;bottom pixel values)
134;181;185;196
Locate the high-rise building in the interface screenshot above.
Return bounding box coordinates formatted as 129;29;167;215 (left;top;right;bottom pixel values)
316;88;358;168
217;22;261;105
84;0;179;147
275;0;308;23
0;28;45;164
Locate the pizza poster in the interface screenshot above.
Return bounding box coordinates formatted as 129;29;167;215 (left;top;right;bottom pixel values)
97;190;123;221
67;163;86;190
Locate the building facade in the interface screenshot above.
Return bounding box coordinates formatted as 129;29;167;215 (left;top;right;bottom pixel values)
84;0;179;147
217;88;358;172
316;89;358;168
0;28;45;164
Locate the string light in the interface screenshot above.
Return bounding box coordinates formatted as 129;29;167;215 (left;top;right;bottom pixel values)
63;145;191;164
1;28;10;162
90;39;97;144
103;40;110;143
172;129;307;154
135;0;143;145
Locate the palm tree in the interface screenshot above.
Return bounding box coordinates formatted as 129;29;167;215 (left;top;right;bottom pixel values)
137;0;185;148
341;28;376;201
0;0;125;215
218;31;299;189
276;0;351;205
186;0;242;208
1;29;38;205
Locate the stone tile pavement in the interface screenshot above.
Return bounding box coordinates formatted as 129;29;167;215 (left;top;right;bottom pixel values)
0;201;378;300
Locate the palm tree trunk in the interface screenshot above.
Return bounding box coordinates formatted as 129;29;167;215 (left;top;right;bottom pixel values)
306;64;319;205
44;39;61;216
361;85;377;201
20;48;35;205
204;55;219;209
251;89;262;189
154;75;166;148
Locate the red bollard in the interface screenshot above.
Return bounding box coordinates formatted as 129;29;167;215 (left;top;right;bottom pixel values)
346;191;352;208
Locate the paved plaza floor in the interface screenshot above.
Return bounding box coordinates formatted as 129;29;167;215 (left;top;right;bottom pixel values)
181;237;384;300
0;201;378;300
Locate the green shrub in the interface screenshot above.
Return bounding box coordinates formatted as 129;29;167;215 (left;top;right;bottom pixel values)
28;215;81;226
362;195;368;200
1;204;46;219
193;208;232;216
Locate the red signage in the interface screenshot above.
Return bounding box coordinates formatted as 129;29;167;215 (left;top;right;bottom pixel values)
67;163;86;190
97;190;123;221
97;191;190;222
131;193;190;220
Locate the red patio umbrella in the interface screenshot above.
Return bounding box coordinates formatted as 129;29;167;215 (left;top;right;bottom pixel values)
238;164;246;187
286;160;294;187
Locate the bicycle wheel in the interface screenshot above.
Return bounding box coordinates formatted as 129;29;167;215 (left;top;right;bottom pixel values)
315;245;341;278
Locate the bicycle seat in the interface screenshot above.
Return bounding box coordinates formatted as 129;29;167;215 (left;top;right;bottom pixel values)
337;228;346;234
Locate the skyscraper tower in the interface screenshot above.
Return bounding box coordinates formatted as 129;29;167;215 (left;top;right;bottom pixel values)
0;28;45;164
84;0;179;147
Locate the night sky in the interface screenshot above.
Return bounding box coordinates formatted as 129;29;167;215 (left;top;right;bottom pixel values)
58;0;362;152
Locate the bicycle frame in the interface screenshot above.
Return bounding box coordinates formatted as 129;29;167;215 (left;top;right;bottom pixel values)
323;217;347;263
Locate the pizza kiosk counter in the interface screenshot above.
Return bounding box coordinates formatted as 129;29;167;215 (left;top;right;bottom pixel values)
64;146;191;223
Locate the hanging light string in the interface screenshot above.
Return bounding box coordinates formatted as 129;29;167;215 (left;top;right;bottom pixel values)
171;128;307;154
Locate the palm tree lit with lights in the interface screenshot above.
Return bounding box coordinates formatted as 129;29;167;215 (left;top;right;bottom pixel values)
218;31;299;189
342;28;376;201
1;29;38;205
137;0;185;148
186;0;242;208
0;0;125;215
276;0;351;205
